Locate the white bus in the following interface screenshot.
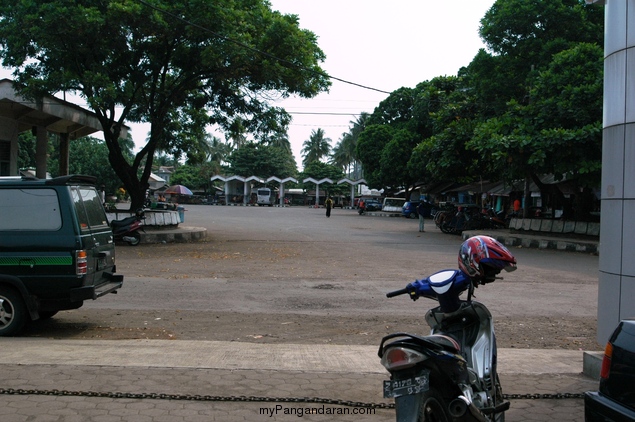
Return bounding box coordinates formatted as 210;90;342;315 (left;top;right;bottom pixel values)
256;187;274;206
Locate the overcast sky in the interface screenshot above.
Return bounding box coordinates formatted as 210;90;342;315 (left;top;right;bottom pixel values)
2;0;497;170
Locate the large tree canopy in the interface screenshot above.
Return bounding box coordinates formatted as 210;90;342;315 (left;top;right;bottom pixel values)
465;0;603;116
0;0;330;209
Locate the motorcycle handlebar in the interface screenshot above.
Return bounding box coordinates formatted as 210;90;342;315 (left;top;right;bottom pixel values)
386;287;410;298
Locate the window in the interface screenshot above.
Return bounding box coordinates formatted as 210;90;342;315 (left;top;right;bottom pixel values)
72;187;108;232
0;188;62;230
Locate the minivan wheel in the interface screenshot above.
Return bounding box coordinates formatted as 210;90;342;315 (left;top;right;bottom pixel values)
0;287;27;336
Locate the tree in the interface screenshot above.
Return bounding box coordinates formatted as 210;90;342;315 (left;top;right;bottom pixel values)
464;0;603;116
48;136;128;196
17;132;37;170
227;142;297;180
300;161;345;197
206;136;234;175
170;163;215;193
0;0;330;210
301;128;331;168
407;76;483;185
330;112;369;178
379;129;420;199
355;124;393;188
468;43;603;218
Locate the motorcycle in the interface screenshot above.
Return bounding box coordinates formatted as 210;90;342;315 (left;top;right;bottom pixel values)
110;209;145;246
379;236;516;422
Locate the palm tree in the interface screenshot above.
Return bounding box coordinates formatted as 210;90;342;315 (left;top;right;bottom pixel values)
330;136;350;172
267;134;292;154
329;113;369;178
301;128;331;168
207;135;233;174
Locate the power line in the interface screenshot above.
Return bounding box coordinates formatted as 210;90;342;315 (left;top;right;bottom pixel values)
288;112;364;116
135;0;392;95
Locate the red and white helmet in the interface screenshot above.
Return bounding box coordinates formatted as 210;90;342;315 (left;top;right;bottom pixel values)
458;236;517;282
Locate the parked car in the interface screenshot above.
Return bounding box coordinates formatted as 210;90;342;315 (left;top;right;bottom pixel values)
0;174;124;336
364;199;382;211
401;200;434;219
585;318;635;421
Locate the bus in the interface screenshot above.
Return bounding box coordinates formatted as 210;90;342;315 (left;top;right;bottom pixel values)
256;187;274;206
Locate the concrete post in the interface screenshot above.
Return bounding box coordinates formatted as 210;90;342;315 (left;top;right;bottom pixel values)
596;0;635;344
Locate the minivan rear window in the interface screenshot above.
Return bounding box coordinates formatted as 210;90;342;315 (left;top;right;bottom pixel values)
0;188;62;230
72;187;109;231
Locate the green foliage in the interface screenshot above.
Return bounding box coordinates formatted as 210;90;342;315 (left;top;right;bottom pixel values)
300;161;346;196
379;129;420;191
301;128;331;168
330;113;369;178
170;163;216;192
465;0;604;117
16;132;37;170
227;142;297;179
356;125;394;188
54;137;127;195
469;42;603;188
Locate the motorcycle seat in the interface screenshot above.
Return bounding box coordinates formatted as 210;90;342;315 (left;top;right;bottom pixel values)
111;216;138;229
422;334;461;353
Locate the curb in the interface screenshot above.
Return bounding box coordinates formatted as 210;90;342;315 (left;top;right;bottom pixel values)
583;351;603;380
140;226;207;244
461;230;599;255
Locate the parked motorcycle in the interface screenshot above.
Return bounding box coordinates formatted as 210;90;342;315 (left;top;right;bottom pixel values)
110;209;145;246
379;235;517;422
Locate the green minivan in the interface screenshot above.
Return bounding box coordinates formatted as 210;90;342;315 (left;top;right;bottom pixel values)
0;174;124;336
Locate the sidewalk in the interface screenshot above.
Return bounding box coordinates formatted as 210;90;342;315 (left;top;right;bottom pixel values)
0;339;599;421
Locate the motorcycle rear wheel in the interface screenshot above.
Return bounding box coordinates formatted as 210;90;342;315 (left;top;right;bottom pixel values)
126;232;141;246
418;389;450;422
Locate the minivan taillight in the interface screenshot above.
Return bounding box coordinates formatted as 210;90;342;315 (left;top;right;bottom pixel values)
76;250;88;275
600;342;613;380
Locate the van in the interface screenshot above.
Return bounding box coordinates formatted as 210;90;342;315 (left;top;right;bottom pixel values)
256;187;274;206
0;174;124;336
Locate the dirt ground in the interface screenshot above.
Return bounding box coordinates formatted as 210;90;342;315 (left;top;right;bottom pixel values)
24;308;602;351
22;229;603;352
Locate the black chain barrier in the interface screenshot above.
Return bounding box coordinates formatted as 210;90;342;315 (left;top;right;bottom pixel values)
0;388;585;408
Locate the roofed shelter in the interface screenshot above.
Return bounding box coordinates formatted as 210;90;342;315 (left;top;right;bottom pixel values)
0;78;127;178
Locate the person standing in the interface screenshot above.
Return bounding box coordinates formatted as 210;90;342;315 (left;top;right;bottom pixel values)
513;197;521;217
358;199;365;215
325;196;333;218
417;202;426;232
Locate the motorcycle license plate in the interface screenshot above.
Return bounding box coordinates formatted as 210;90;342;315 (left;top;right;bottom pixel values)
383;370;430;398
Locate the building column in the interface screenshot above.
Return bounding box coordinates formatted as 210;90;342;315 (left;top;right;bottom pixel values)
58;132;70;176
597;0;635;343
34;126;48;179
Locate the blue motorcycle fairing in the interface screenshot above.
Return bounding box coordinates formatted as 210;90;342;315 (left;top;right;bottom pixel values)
411;269;472;313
